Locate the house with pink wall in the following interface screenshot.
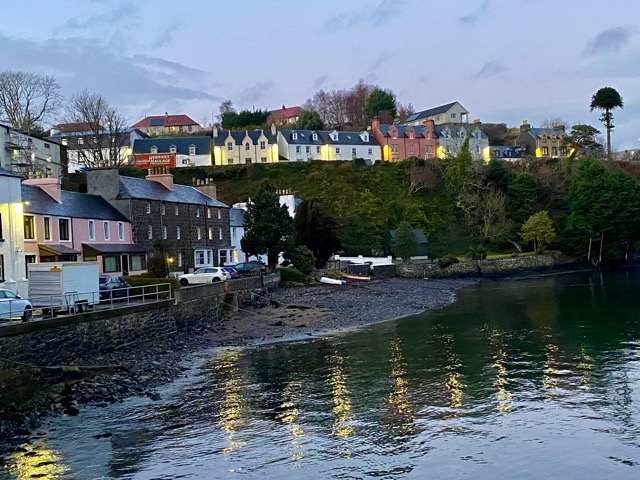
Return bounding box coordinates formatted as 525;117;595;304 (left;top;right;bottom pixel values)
371;119;438;162
21;178;146;277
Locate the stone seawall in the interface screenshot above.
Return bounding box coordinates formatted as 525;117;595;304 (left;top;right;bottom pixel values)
398;253;581;279
0;274;280;365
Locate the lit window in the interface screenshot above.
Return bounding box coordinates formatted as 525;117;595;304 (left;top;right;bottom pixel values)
196;207;201;218
175;205;179;215
62;138;68;146
218;226;223;240
217;208;221;219
196;227;202;240
207;207;212;219
208;227;213;240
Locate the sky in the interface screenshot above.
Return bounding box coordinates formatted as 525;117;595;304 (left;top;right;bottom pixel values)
1;0;639;149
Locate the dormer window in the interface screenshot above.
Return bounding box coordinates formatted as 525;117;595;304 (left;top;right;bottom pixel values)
292;132;298;140
189;145;196;155
227;142;233;151
330;131;339;141
245;142;250;151
360;132;369;142
312;133;318;141
459;129;466;138
169;145;177;153
151;146;158;154
391;130;398;139
408;131;415;139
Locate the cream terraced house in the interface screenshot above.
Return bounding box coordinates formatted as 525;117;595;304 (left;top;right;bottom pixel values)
277;129;381;163
212;125;279;165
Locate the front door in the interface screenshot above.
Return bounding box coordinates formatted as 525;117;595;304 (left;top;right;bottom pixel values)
122;255;129;275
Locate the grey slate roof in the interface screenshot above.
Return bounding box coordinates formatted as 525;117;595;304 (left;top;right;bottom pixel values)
229;208;245;227
435;124;488;139
376;124;436;139
133;136;212;155
213;129;277;146
405;102;462;122
39;244;81;255
527;127;565;139
83;243;147;254
118;176;229;208
22;185;129;221
0;166;22;178
281;130;379;146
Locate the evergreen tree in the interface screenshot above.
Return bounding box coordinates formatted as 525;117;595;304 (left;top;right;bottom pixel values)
445;138;473;197
294;109;324;130
241;186;293;270
294;200;341;268
366;88;397;122
590;87;623;161
392;221;419;262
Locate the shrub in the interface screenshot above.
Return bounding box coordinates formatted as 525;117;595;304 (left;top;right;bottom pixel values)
123;275;178;299
279;267;307;283
284;245;316;275
438;254;460;269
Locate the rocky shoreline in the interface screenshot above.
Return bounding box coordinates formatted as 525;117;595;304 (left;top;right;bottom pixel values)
0;276;475;456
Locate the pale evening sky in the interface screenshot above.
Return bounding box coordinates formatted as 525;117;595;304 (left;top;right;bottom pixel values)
1;0;639;149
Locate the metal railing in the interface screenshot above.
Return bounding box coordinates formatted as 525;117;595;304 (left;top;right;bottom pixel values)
19;283;173;320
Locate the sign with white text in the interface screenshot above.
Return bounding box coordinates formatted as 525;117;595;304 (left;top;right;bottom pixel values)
134;153;176;168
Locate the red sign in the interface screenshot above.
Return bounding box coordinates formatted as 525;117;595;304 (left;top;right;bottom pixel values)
134;153;176;168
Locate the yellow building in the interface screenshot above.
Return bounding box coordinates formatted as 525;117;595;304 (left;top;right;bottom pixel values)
518;120;569;158
213;125;279;165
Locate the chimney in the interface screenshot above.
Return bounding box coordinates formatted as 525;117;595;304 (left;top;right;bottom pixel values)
22;177;63;203
520;120;531;132
271;123;277;136
473;118;481;124
213;125;218;138
372;118;380;130
193;177;218;199
146;166;174;191
282;105;286;110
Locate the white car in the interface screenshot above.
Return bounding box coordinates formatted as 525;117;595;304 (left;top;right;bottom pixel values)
0;289;33;322
178;267;230;286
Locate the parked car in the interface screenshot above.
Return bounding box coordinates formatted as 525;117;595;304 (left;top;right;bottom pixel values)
233;261;267;276
0;289;33;322
178;267;230;286
99;275;131;300
222;267;239;279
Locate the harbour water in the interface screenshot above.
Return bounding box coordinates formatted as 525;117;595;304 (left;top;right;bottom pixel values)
2;269;640;479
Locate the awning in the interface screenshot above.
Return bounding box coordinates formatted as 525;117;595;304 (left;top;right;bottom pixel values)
38;244;81;256
82;243;148;255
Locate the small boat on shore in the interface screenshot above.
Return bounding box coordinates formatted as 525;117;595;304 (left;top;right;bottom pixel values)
319;277;346;285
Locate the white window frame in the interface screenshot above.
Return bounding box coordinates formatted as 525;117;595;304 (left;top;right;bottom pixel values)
161;204;166;215
118;222;125;241
189;145;196;155
103;221;110;240
146;203;151;214
163;225;168;240
169;145;177;153
175;205;179;216
43;216;52;241
148;225;153;240
292;132;298;140
151;146;158;154
312;133;318;141
88;219;96;241
176;226;181;240
194;248;213;268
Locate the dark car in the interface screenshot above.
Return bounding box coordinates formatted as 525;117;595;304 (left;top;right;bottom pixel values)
222;267;239;279
99;275;131;300
232;261;267;276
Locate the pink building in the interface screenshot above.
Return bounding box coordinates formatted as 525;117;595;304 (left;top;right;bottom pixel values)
371;119;438;162
21;178;146;277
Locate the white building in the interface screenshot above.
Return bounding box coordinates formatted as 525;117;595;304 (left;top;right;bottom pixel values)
1;123;65;179
277;129;381;163
404;101;470;126
0;167;27;296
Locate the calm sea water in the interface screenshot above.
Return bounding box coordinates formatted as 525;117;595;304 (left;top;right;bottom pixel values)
3;270;640;479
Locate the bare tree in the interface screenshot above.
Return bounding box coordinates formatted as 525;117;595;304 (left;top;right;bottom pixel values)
66;90;130;168
409;160;439;193
457;186;512;245
0;71;62;133
396;102;415;124
344;79;374;130
216;99;234;124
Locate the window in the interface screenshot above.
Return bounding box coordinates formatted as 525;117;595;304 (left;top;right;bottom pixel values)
316;146;321;154
306;146;310;154
178;252;183;267
409;144;415;155
118;222;125;241
59;218;71;241
103;256;121;273
475;145;481;154
218;226;223;240
217;208;222;219
196;207;201;218
459;129;466;138
189;145;196;155
391;130;398;139
368;148;373;155
169;145;177;153
245;142;250;151
206;207;211;219
560;147;567;155
352;147;357;157
425;132;430;139
24;216;35;240
77;137;84;145
129;255;146;271
196;227;202;240
163;225;168;240
260;141;266;150
44;216;51;241
0;214;2;239
88;220;96;241
292;133;298;140
426;145;433;155
312;133;318;141
151;146;158;154
296;146;301;154
552;147;558;157
208;227;213;240
161;204;165;215
44;142;50;149
542;147;549;156
194;249;213;267
391;144;399;154
148;225;153;239
261;157;267;162
175;205;179;216
146;203;151;214
451;113;456;119
245;157;251;164
336;147;341;155
176;226;181;240
227;142;233;151
188;125;193;132
409;131;415;139
62;138;68;146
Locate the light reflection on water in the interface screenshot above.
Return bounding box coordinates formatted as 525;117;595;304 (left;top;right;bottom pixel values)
3;270;640;479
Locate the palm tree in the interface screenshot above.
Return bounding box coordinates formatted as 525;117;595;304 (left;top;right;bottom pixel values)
590;87;623;161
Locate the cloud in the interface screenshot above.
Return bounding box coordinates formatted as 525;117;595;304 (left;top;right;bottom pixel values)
325;0;405;30
474;61;506;78
312;75;329;90
58;2;137;33
236;81;275;107
586;27;634;55
459;0;490;25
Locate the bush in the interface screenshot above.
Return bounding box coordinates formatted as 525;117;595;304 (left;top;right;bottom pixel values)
284;245;316;275
438;254;460;269
279;267;307;283
123;275;178;299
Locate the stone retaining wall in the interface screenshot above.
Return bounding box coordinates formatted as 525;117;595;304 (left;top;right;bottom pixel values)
398;253;577;279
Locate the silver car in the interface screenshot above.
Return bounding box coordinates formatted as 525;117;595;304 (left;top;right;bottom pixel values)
0;289;33;322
